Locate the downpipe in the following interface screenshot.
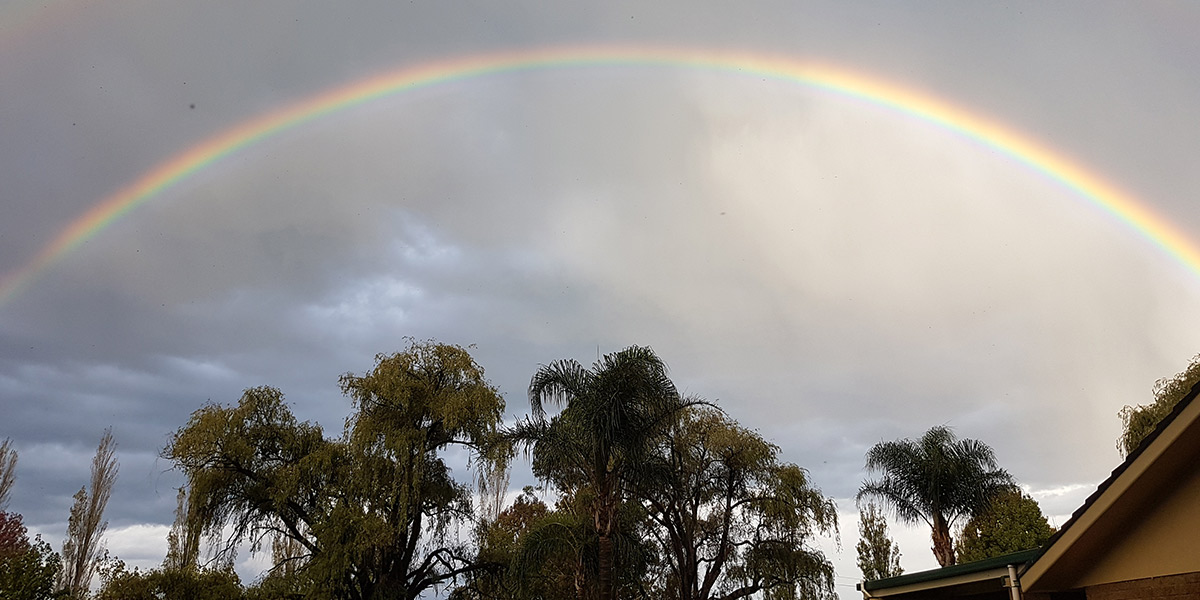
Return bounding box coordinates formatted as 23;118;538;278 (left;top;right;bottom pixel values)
1006;564;1023;600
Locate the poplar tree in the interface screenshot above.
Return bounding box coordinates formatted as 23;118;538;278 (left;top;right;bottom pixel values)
856;502;902;582
0;439;16;511
59;428;119;599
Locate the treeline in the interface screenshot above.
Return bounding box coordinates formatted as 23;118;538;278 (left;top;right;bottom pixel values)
148;341;838;600
0;431;120;600
1;342;1195;600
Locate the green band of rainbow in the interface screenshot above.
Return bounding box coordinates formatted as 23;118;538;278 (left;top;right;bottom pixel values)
2;46;1195;308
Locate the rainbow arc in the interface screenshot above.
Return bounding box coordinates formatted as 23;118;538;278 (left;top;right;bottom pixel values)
2;46;1195;307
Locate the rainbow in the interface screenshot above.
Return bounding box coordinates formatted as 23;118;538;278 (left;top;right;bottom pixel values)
2;46;1197;307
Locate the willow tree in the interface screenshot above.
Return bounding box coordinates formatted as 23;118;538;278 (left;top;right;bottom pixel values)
857;426;1011;567
1118;354;1200;457
508;346;692;600
166;340;507;600
635;407;838;600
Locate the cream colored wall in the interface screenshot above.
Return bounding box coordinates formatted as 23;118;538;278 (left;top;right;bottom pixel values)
1071;458;1200;588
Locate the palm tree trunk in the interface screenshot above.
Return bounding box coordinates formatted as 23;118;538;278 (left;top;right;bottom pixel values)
597;533;615;600
594;468;619;600
931;513;955;567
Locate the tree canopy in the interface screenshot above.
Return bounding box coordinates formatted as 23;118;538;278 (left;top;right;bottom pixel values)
165;340;506;600
96;561;243;600
6;338;1089;599
857;426;1012;567
635;407;837;600
454;487;586;600
856;502;902;583
1118;354;1200;457
506;345;690;600
0;511;61;600
955;488;1054;563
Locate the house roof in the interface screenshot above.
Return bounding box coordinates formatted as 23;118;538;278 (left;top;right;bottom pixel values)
1028;379;1200;561
860;379;1200;598
859;549;1039;597
1019;379;1200;591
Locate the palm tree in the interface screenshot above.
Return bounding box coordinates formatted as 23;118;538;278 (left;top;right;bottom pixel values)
856;426;1012;567
508;346;691;600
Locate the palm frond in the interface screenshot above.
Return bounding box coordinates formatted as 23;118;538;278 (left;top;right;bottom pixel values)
858;426;1013;530
528;359;591;417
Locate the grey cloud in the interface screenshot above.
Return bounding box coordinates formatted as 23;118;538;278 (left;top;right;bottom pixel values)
4;4;1200;595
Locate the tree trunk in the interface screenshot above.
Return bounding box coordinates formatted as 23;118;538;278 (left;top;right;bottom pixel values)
597;533;615;600
931;513;955;567
594;469;619;600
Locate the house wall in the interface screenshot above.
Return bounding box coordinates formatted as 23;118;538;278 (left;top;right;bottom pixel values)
1084;572;1200;600
1070;455;1200;588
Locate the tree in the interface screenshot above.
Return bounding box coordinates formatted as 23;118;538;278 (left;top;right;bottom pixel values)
1118;354;1200;457
635;407;837;600
162;487;200;573
95;482;247;600
243;531;311;600
0;439;16;512
857;426;1012;567
452;487;577;600
165;340;506;600
96;561;244;600
0;511;62;600
856;502;902;582
955;488;1054;563
60;428;119;598
0;511;28;561
507;346;691;600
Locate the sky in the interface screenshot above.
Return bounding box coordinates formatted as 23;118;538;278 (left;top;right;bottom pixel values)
2;1;1200;597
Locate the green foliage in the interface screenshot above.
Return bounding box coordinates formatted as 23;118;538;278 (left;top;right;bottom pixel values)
455;484;660;600
244;533;314;600
857;426;1012;567
636;407;837;600
1118;354;1200;457
955;488;1054;563
96;562;244;600
0;512;63;600
507;346;690;600
452;487;585;600
162;487;200;573
856;502;902;582
165;339;506;600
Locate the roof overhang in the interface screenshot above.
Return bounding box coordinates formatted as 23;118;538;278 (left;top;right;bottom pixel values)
1020;383;1200;592
860;550;1038;599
